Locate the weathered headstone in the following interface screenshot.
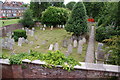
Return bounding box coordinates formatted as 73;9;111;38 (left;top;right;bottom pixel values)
31;30;34;36
54;43;59;51
51;26;53;30
82;37;86;44
25;39;29;44
62;39;68;48
77;44;83;54
18;37;22;46
29;41;34;45
97;43;104;51
73;40;77;48
32;28;35;31
68;44;73;53
43;28;45;31
49;44;54;50
22;28;24;30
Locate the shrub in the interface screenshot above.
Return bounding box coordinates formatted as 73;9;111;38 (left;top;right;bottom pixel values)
12;29;27;42
96;26;118;42
65;2;88;36
41;6;70;27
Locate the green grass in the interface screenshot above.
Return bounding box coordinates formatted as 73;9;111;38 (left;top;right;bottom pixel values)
1;19;20;27
2;28;87;62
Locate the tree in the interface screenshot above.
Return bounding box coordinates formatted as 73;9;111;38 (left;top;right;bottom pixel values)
41;6;70;27
52;2;65;8
84;2;104;20
66;1;76;10
30;2;51;21
116;1;120;29
19;9;34;28
65;2;88;36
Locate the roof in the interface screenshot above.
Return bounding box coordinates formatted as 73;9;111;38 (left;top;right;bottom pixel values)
2;6;27;10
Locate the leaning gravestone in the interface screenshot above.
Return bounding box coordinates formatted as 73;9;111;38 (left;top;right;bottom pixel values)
77;44;83;54
49;44;54;50
54;43;59;51
73;40;77;48
68;44;73;54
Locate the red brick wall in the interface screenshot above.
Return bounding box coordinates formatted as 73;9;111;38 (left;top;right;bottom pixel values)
2;63;119;79
1;23;23;37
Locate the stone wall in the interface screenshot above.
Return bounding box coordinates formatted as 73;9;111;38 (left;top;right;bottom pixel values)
1;59;120;79
0;23;23;37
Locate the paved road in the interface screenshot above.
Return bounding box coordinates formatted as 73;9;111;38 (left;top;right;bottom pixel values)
85;26;95;63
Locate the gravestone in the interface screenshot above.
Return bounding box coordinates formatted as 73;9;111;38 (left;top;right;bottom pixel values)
18;38;22;46
25;39;29;44
11;38;15;45
49;44;53;50
51;26;53;30
29;41;34;45
97;43;105;63
73;40;77;48
62;25;65;28
97;43;104;51
21;37;25;43
22;28;24;30
77;44;83;54
68;38;72;44
62;39;68;48
44;24;46;27
79;40;84;46
43;28;45;31
82;37;86;44
31;30;34;36
32;28;35;31
68;44;73;53
54;43;59;51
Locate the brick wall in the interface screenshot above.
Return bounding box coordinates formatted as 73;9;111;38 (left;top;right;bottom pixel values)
1;23;23;37
2;63;120;79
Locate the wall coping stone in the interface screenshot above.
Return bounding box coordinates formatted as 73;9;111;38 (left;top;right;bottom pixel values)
0;59;119;73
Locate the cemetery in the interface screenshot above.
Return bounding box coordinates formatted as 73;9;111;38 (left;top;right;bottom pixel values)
0;0;120;79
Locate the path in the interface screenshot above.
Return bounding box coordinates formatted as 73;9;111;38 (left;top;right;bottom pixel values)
85;26;95;63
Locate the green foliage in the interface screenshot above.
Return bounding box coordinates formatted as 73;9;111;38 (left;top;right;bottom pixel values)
65;2;88;36
52;2;65;8
30;2;51;20
12;29;27;42
8;50;80;71
116;1;120;28
19;9;34;28
66;1;76;10
104;36;120;66
98;2;118;27
41;6;70;26
96;26;118;42
84;2;104;20
9;53;28;64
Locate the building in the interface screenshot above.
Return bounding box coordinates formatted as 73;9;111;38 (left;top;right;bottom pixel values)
0;0;27;18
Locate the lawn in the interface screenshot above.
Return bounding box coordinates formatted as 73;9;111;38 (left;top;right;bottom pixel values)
2;27;88;62
1;19;20;27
